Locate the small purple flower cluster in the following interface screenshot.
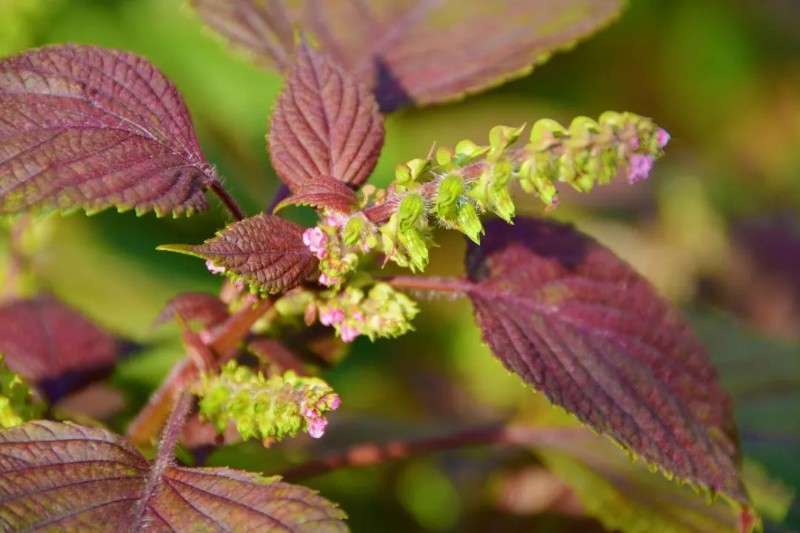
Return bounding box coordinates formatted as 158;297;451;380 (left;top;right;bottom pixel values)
318;304;362;342
627;154;655;185
301;392;341;438
626;128;670;185
302;217;356;287
302;227;327;259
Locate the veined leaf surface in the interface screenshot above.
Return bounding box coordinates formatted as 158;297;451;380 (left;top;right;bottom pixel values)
465;217;748;504
192;0;624;111
161;213;317;294
0;45;218;216
269;43;384;192
274;175;359;213
0;421;348;531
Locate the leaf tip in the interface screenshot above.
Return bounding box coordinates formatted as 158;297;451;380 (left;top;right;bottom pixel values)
156;244;198;257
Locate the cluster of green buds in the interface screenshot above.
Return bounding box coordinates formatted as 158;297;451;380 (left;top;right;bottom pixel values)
0;355;43;428
314;282;418;342
304;112;668;276
195;362;340;445
520;111;670;206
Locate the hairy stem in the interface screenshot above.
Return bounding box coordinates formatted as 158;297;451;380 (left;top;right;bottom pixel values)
208;181;246;222
383;275;473;295
133;388;192;522
126;358;197;446
206;297;274;366
281;424;585;481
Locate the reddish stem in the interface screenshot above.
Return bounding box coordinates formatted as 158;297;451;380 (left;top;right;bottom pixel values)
383;275;473;295
208;181;246;222
281;424;584;481
208;296;273;358
133;389;192;523
126;358;197;446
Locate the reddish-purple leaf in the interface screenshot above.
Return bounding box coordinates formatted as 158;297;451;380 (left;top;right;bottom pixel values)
153;292;230;328
191;0;296;71
0;294;128;403
0;421;348;531
160;213;317;294
269;42;384;192
192;0;623;111
464;217;748;503
274;175;358;213
0;44;217;217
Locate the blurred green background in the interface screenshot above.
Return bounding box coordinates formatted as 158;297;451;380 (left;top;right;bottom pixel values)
1;0;799;531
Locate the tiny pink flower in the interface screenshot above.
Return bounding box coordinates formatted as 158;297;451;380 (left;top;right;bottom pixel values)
627;154;655;184
307;416;328;439
340;324;360;343
325;212;349;228
630;137;640;151
205;260;226;275
302;227;328;259
319;307;345;326
656;128;670;148
353;311;365;322
327;394;341;411
319;273;340;287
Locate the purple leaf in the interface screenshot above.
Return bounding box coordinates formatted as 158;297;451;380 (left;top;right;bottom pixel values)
0;421;348;531
192;0;623;111
464;217;748;503
154;292;230;328
0;44;218;217
269;42;384;192
161;213;317;294
0;294;128;403
274;175;358;213
191;0;296;72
